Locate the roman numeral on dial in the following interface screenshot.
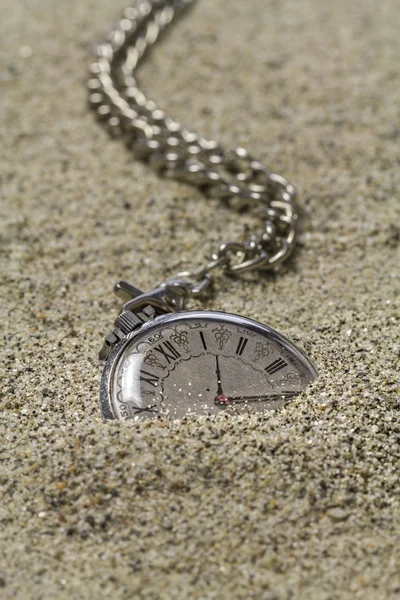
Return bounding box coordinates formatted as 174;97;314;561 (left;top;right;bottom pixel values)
199;331;207;350
154;341;180;364
265;357;287;375
236;336;248;356
140;370;160;388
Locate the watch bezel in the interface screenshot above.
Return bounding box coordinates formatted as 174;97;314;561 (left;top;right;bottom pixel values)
100;309;318;420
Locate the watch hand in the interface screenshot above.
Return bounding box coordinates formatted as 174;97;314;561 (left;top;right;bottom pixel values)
215;355;224;397
215;392;298;405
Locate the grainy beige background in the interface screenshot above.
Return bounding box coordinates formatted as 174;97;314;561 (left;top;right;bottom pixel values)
1;1;399;599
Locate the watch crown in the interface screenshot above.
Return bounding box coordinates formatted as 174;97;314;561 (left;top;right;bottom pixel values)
99;308;157;361
114;310;142;336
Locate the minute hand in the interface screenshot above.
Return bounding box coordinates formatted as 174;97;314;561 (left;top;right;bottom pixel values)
216;392;298;405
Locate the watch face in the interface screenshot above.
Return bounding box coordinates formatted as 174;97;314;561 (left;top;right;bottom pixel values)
101;311;318;421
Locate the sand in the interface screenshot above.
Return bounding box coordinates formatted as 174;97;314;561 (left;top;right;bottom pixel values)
1;0;399;598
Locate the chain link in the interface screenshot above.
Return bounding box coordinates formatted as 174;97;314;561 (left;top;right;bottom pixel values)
88;0;298;296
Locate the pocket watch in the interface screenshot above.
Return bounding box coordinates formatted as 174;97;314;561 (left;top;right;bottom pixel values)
89;0;318;420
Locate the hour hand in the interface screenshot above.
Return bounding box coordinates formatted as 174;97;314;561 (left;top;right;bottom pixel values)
215;355;224;398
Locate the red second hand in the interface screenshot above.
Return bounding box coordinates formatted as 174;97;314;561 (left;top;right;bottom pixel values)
217;394;230;405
